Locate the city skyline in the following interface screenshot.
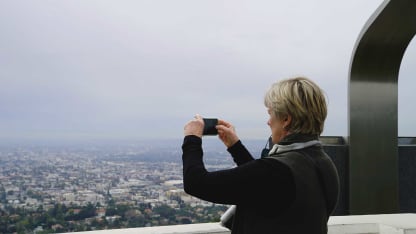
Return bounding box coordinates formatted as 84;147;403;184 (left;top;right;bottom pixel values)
1;0;415;142
0;137;233;232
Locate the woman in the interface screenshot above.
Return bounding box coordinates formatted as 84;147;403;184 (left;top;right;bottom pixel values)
182;77;339;234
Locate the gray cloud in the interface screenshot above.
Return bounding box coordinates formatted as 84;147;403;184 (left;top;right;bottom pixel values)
2;0;414;142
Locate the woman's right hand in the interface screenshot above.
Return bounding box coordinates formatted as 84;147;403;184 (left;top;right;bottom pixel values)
216;119;239;148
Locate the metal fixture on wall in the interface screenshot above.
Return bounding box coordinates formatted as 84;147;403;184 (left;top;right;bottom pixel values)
349;0;416;214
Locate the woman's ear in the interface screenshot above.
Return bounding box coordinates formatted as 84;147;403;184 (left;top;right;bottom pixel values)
283;115;292;130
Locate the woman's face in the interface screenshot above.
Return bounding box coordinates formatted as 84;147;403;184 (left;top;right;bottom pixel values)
267;108;290;144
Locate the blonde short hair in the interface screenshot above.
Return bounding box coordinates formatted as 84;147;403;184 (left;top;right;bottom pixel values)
264;77;327;135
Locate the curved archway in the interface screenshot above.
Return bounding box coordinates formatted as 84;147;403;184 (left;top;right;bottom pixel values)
398;37;416;136
349;0;416;214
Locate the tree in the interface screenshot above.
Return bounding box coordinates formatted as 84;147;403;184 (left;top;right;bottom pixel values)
153;204;175;221
0;186;6;202
77;203;96;220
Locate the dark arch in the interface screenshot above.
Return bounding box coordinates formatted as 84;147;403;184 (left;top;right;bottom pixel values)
349;0;416;214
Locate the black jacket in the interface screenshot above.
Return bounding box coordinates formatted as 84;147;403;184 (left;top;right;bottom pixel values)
182;134;339;234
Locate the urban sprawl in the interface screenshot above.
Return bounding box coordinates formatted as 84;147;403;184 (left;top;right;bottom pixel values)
0;139;252;233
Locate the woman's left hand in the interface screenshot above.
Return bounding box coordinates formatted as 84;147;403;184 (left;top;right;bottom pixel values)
217;119;239;148
184;114;204;138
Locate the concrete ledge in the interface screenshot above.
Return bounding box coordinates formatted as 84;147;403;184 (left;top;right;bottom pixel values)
66;213;416;234
328;213;416;234
65;223;230;234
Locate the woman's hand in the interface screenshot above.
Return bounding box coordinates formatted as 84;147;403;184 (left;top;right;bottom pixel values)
184;114;204;138
216;119;239;148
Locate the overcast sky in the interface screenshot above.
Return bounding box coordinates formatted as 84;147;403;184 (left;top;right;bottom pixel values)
0;0;415;142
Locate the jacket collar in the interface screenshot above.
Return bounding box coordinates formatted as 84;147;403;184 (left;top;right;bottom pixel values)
268;133;321;156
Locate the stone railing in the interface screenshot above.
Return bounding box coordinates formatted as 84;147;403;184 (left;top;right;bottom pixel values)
66;213;416;234
65;222;229;234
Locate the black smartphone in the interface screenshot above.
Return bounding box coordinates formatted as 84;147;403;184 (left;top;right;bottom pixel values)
203;118;218;135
